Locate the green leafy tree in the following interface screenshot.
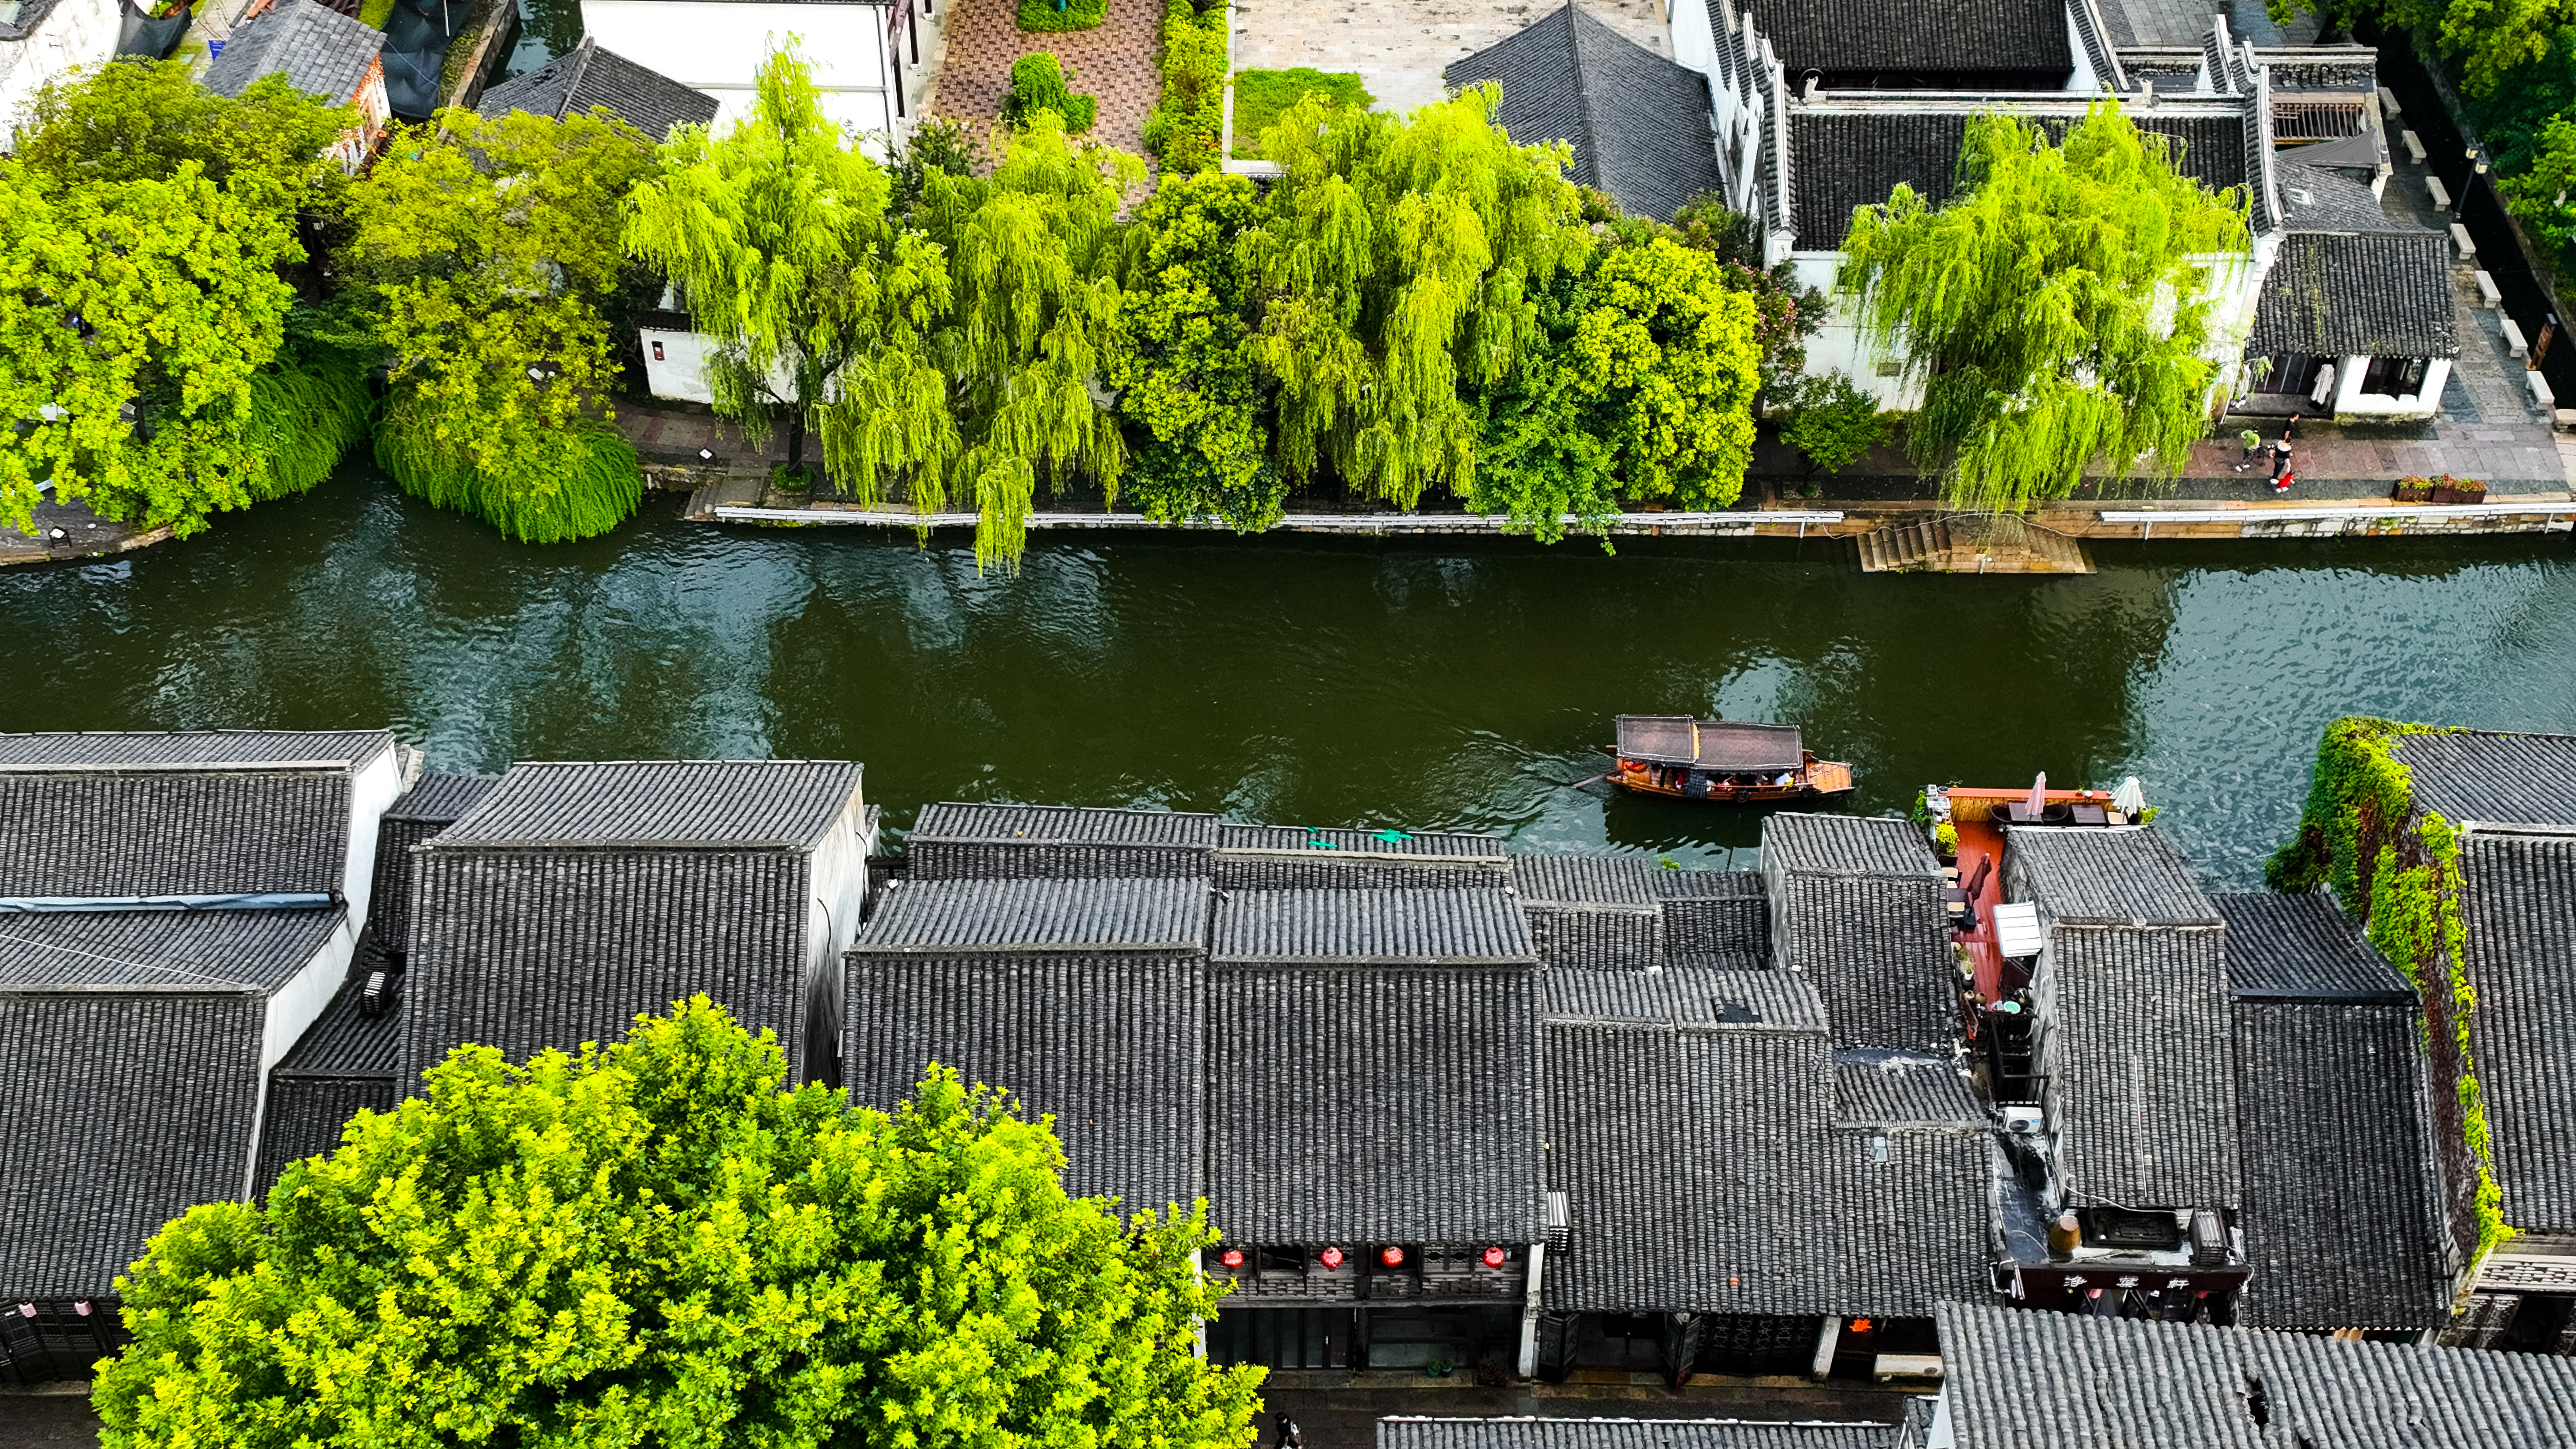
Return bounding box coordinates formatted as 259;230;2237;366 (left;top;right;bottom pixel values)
915;117;1143;565
0;162;303;537
1242;85;1594;509
1111;169;1285;529
626;48;957;502
1004;52;1098;133
1837;103;2248;512
1669;194;1823;396
1142;0;1228;175
1470;235;1764;543
16;59;353;217
2500;108;2576;247
2269;0;2571;96
1780;372;1891;475
93;997;1265;1449
344;107;659;543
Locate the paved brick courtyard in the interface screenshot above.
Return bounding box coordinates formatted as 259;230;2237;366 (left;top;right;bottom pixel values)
1230;0;1670;117
926;0;1165;156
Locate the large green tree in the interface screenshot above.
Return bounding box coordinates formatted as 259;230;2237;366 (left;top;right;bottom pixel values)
1837;103;2248;512
2267;0;2571;96
94;997;1264;1449
344;106;657;543
16;59;352;216
1471;235;1765;543
913;115;1142;565
625;49;955;506
1240;85;1593;508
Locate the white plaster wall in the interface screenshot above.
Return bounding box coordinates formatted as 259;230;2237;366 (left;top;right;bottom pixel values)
338;744;408;927
2064;7;2096;93
581;1;896;154
1669;0;1713;75
801;789;875;1083
2335;355;2448;421
246;906;362;1198
0;0;121;151
1792;255;1928;411
642;326;717;404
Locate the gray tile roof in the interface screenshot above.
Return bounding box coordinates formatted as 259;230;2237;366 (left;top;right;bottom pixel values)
1210;887;1537;965
1832;1051;1984;1126
254;973;402;1196
438;760;864;848
1739;0;2067;78
2247;231;2457;360
1510;854;1661;906
0;730;394;769
1;992;270;1296
854;876;1210;952
2274;161;2406;232
1935;1299;2576;1449
2390;729;2576;827
907;802;1218;879
1762;816;1952;1050
0;766;355;899
1658;868;1771;961
1208;963;1541;1243
1223;824;1505;858
2459;825;2576;1234
2232;993;2451;1331
0;906;345;991
844;952;1202;1212
1542;966;1827;1032
2214;891;2411;1000
366;773;497;960
1216;823;1510;889
1511;854;1665;969
1375;1419;1899;1449
2009;825;2218;926
2046;924;2239;1207
1446;3;1724;223
203;0;385;105
476;38;719;140
1788;105;2248;249
404;846;822;1081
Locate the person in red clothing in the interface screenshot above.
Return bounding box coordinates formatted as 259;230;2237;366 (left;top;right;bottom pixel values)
2274;468;2296;496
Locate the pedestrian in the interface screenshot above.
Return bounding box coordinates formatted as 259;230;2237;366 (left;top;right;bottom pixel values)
1276;1416;1305;1449
2282;411;2301;441
2269;433;2294;480
2274;468;2295;496
2233;428;2263;471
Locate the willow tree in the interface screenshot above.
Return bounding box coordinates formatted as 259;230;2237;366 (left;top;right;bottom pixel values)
912;114;1140;566
1837;103;2248;512
625;48;955;501
1241;85;1593;508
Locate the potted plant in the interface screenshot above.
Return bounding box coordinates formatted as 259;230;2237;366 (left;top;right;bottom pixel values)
2391;474;2433;503
2430;473;2486;504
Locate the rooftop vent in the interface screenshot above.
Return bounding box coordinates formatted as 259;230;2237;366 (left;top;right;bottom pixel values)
1717;1000;1761;1024
1993;903;2044;959
359;968;399;1018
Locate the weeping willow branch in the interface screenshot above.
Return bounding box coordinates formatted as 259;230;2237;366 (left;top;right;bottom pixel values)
1836;102;2249;513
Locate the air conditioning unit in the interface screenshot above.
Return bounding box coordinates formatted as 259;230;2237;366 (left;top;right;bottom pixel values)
2001;1106;2044;1135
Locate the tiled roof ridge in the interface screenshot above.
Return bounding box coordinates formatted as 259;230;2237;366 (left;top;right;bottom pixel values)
2067;0;2128;91
558;34;601;116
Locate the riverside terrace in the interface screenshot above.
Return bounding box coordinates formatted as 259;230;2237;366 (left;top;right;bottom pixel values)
0;733;2567;1386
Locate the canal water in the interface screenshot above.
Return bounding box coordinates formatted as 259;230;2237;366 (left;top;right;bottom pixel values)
8;470;2573;886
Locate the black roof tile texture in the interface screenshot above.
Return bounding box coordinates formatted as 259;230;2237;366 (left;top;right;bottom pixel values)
2459;825;2576;1233
1832;1053;1985;1126
253;1074;397;1200
0;770;354;898
477;38;719;140
440;760;862;848
2215;890;2412;1000
1509;854;1662;906
845;952;1203;1212
1;993;268;1297
2047;924;2239;1207
855;875;1210;951
203;0;384;104
2232;994;2451;1331
367;773;496;955
0;730;393;769
1447;3;1724;223
1209;964;1540;1243
1210;887;1536;965
1935;1299;2576;1449
2248;231;2457;360
0;906;344;991
1738;0;2067;77
1790;107;2248;249
2391;729;2576;827
1762;817;1951;1050
1542;967;1827;1031
2010;825;2218;925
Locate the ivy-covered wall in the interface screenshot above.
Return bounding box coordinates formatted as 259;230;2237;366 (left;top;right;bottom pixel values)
2268;716;2512;1268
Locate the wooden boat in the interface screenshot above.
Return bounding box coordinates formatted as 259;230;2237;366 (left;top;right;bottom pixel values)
1606;715;1855;803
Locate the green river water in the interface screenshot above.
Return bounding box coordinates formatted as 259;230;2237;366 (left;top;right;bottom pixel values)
8;470;2574;885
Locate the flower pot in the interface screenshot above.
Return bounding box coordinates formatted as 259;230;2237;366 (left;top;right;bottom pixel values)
2390;484;2431;503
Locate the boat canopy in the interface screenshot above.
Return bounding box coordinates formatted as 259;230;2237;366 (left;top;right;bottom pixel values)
1615;715;1805;772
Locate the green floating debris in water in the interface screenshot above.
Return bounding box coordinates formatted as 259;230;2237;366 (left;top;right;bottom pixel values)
1373;829;1412;844
1308;838;1337;848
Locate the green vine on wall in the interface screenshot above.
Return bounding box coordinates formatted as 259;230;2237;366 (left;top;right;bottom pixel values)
2268;717;2512;1265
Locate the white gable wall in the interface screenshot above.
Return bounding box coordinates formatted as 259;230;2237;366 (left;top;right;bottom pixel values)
581;1;899;157
0;0;121;151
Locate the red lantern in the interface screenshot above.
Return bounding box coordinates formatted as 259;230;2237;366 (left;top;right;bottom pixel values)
1481;1246;1507;1269
1319;1246;1345;1269
1218;1248;1245;1269
1379;1246;1405;1268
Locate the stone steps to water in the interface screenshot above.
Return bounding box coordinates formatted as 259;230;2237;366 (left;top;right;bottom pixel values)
1854;518;2094;574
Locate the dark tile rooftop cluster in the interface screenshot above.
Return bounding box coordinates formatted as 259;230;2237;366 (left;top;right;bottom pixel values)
253;973;404;1196
1376;1418;1899;1449
2392;729;2576;827
1832;1051;1985;1126
2009;825;2218;926
0;765;358;900
1936;1299;2576;1448
1447;3;1724;223
1738;0;2068;76
365;773;497;961
2047;924;2239;1208
1209;887;1536;965
908;801;1217;879
1764;816;1952;1050
2249;231;2456;361
2215;890;2412;1000
437;760;865;848
2458;825;2576;1234
0;906;343;990
1541;966;1828;1031
857;875;1210;951
203;0;384;105
0;731;393;768
477;37;719;141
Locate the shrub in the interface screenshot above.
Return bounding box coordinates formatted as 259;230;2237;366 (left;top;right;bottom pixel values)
1781;372;1890;475
1143;0;1226;174
1018;0;1106;32
1229;67;1370;158
1003;52;1097;133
